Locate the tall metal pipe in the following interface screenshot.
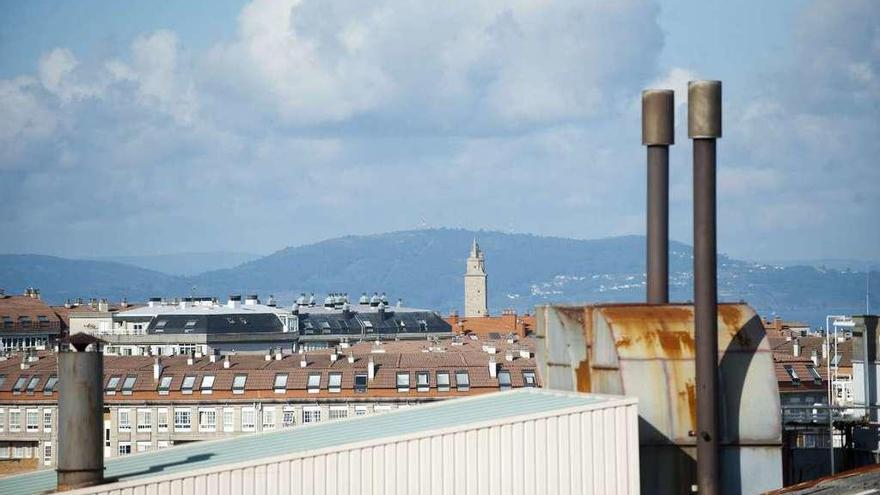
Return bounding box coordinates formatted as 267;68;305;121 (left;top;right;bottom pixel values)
642;89;674;304
689;79;722;495
57;340;104;491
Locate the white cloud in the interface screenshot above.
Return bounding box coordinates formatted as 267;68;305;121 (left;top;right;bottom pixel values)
38;48;102;103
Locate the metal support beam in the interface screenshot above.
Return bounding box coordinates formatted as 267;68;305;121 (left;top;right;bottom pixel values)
690;80;722;495
642;89;674;304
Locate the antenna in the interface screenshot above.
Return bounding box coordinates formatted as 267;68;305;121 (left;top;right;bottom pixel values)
867;268;871;315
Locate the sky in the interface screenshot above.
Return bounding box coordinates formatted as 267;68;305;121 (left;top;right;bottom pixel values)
0;0;877;262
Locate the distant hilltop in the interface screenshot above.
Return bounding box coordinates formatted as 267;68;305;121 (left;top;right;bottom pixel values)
1;228;877;328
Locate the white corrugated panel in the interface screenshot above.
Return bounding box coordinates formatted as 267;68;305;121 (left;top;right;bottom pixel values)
59;391;639;495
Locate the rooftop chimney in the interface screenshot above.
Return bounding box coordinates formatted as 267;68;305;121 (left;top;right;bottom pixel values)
488;356;497;378
245;294;258;306
274;348;283;361
689;79;722;495
368;357;376;381
147;297;161;308
223;355;231;369
153;356;162;380
300;356;307;368
793;339;801;357
227;295;241;309
57;335;104;490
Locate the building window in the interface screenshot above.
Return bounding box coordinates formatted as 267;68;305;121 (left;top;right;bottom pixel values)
137;441;151;453
498;370;512;390
455;371;470;391
273;374;288;394
416;372;430;392
199;409;216;432
223;408;234;432
43;409;52;432
43;375;58;395
157;375;172;394
200;375;215;394
354;373;368;393
0;409;5;432
26;376;40;393
329;407;348;420
307;373;321;393
157;408;169;432
784;365;801;386
396;372;410;392
13;375;27;394
181;375;196;394
118;443;132;456
437;372;450;392
26;409;39;432
155;320;167;332
303;407;321;423
328;373;342;393
354;406;368;416
282;408;296;428
137;409;152;432
232;374;247;394
173;408;191;432
241;407;256;431
118;409;131;432
105;375;121;394
8;410;20;432
43;442;52;466
523;371;537;387
418;320;428;332
0;442;8;458
262;407;276;430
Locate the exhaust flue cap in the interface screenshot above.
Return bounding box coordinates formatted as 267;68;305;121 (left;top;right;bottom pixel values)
688;80;722;138
641;89;675;145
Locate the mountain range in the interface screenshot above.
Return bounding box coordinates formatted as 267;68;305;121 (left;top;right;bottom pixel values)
1;229;876;328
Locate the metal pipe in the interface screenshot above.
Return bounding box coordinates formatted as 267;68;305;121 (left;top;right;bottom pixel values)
57;344;104;491
642;89;674;304
689;80;722;495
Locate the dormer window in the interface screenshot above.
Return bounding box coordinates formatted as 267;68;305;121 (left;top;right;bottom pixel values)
105;376;121;395
232;374;247;394
157;376;172;394
2;316;13;328
37;315;50;326
273;374;288;394
181;375;196;394
18;316;32;327
417;320;428;332
201;375;215;394
121;375;136;395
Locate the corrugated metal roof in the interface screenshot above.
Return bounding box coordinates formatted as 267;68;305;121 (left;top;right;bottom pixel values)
0;388;632;495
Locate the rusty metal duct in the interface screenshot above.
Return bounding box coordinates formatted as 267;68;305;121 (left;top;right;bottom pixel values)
642;89;674;304
689;79;723;495
57;335;105;491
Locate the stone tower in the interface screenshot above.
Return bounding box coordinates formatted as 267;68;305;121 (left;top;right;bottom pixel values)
465;239;488;317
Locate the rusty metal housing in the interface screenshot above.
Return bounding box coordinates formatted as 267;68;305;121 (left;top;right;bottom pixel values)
535;302;782;495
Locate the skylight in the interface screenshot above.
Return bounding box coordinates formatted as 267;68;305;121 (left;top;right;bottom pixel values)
181;375;196;394
201;375;215;393
307;373;321;393
121;375;136;394
13;375;27;393
232;374;247;394
523;371;537;387
26;376;40;393
157;376;172;394
43;375;58;394
498;370;512;390
328;373;342;393
455;371;470;391
105;376;120;394
273;374;288;393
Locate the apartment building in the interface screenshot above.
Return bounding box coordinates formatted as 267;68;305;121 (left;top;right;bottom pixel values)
0;336;538;474
0;289;62;353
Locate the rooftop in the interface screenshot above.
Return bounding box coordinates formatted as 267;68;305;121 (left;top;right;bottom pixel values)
0;389;630;495
0;294;62;334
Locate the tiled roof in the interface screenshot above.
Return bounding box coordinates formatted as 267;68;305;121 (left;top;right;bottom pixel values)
0;338;539;400
0;295;62;334
774;354;826;390
444;313;535;338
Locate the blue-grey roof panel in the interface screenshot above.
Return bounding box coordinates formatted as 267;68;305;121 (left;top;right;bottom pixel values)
0;389;625;495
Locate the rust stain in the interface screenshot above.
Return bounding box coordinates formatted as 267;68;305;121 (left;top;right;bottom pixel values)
681;380;697;430
575;359;592;392
616;335;633;348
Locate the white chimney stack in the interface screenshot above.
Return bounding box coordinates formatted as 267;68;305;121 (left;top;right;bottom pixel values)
223;355;231;369
347;354;355;364
274;349;283;361
811;349;818;366
209;353;217;363
489;356;497;378
793;339;800;357
330;352;338;362
505;351;514;362
519;349;530;359
368;357;376;381
264;353;272;361
300;357;308;368
153;356;162;380
822;341;828;360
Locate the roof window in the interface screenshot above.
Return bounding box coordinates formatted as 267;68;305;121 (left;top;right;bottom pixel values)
121;375;136;395
18;316;32;327
455;371;470;391
307;373;321;393
184;320;197;332
26;376;40;393
157;376;172;394
354;373;367;393
498;370;512;390
181;375;196;394
273;373;288;393
417;372;430;392
43;375;58;394
232;374;247;394
328;373;342;393
418;320;428;332
396;372;410;392
201;375;215;393
783;365;800;386
437;371;450;392
105;376;121;394
155;320;167;332
13;375;28;393
523;371;537;387
807;365;823;385
37;315;50;325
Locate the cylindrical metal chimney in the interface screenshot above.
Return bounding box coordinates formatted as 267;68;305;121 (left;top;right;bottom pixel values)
689;79;722;495
642;89;674;304
57;336;104;491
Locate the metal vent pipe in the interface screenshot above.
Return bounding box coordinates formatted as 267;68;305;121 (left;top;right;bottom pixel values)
57;341;104;490
642;89;674;304
689;80;722;495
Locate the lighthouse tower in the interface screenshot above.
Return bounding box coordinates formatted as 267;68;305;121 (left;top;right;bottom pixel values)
464;239;488;317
